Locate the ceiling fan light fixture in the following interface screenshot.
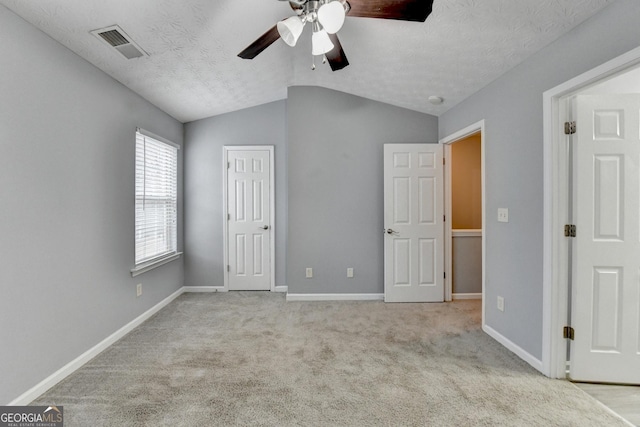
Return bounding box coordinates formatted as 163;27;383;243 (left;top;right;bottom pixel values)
312;28;334;55
277;16;305;46
317;1;346;34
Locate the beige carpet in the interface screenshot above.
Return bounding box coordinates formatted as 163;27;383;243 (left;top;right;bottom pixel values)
32;292;627;426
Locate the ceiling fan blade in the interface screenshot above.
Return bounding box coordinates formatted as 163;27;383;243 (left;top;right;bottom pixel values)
325;34;349;71
346;0;433;22
238;25;281;59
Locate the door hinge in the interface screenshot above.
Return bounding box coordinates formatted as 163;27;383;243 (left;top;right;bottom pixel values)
443;215;446;222
228;213;230;220
444;272;446;279
564;121;576;135
227;265;230;272
563;326;575;340
564;224;576;237
227;161;230;169
443;158;445;165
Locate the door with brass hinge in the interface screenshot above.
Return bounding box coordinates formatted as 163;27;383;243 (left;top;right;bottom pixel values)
569;95;640;384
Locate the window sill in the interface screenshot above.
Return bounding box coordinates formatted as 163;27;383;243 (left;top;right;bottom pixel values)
131;252;183;277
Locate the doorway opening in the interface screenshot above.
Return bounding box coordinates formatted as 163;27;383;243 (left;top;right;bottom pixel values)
448;132;482;300
440;121;486;322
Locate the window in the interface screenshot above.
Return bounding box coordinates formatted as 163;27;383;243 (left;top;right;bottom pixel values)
134;129;178;267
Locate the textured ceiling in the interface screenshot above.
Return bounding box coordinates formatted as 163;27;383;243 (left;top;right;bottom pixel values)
0;0;616;122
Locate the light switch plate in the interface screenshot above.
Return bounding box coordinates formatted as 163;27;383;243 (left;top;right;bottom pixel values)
498;208;509;223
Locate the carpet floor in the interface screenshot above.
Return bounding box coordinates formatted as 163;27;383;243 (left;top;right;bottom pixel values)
32;292;628;426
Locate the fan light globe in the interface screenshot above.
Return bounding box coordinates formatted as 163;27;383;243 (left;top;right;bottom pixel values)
277;16;304;46
312;29;334;55
317;1;346;34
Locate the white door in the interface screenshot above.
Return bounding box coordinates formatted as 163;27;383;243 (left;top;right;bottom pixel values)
384;144;444;302
570;94;640;384
226;148;272;291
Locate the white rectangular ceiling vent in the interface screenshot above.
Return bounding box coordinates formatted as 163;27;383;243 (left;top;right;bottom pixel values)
91;25;148;59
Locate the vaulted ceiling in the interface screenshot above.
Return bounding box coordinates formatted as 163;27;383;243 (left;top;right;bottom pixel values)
0;0;615;122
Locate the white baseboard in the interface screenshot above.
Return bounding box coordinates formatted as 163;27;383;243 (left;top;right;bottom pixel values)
452;293;482;300
286;293;384;302
483;324;544;374
182;286;226;292
8;287;185;406
182;286;287;293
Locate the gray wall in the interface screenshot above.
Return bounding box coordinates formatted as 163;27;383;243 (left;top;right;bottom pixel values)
184;101;287;288
439;0;640;360
287;86;438;294
452;235;482;295
0;6;184;404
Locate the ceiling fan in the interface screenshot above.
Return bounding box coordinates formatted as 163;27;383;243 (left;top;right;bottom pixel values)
238;0;434;71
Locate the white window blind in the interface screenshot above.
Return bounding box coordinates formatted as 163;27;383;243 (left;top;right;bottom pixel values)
135;129;178;266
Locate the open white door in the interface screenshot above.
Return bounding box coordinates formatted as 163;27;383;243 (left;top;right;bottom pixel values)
225;148;273;291
384;143;444;303
570;94;640;384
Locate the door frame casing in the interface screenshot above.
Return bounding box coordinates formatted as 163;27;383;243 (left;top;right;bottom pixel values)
543;46;640;378
440;121;486;320
223;146;276;292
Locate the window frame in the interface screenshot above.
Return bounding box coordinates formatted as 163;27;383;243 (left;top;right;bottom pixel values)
131;128;181;277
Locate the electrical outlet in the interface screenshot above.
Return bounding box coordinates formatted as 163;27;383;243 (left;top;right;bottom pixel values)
497;296;504;312
347;268;354;278
497;208;509;223
305;268;313;278
136;283;142;297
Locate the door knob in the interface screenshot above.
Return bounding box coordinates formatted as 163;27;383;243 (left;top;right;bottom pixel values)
260;225;269;230
385;228;396;234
